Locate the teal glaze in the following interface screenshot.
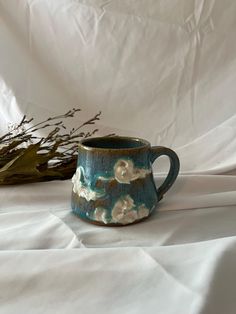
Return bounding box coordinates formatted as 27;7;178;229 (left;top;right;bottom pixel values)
71;136;180;226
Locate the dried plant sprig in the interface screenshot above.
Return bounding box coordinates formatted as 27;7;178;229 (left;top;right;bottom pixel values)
0;108;102;185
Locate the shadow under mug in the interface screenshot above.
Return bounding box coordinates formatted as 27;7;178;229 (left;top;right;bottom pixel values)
71;136;180;226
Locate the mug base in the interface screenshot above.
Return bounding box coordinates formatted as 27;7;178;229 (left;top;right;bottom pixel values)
72;211;151;227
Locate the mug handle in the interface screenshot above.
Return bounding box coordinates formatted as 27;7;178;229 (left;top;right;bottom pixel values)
150;146;180;200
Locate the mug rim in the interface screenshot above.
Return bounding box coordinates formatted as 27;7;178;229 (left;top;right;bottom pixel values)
79;136;151;151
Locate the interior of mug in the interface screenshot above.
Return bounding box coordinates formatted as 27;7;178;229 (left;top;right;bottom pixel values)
81;137;148;149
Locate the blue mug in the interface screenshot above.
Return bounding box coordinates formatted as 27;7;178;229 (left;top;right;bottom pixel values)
71;136;179;226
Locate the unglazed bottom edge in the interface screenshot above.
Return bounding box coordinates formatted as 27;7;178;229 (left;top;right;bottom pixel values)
72;211;152;227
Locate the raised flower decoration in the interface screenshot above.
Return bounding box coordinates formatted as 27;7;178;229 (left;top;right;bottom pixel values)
72;167;105;201
111;195;138;224
93;207;109;224
137;204;150;220
114;159;150;184
92;195;150;225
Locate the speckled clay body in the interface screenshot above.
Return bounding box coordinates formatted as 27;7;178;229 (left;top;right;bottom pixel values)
71;136;179;226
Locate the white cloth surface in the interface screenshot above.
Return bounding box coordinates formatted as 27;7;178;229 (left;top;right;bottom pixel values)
0;175;236;313
0;211;81;250
1;239;236;314
1;0;236;174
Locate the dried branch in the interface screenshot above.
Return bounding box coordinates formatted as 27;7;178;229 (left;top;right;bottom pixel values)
0;108;103;185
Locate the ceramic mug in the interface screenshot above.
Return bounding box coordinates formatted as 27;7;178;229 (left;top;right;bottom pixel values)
71;136;180;226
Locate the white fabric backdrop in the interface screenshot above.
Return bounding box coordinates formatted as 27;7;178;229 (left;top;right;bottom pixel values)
1;0;236;173
1;1;236;314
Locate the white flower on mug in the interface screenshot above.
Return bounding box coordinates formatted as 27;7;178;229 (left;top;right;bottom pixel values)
137;204;150;219
111;195;138;224
114;159;151;184
72;167;104;201
94;207;108;224
72;167;83;195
